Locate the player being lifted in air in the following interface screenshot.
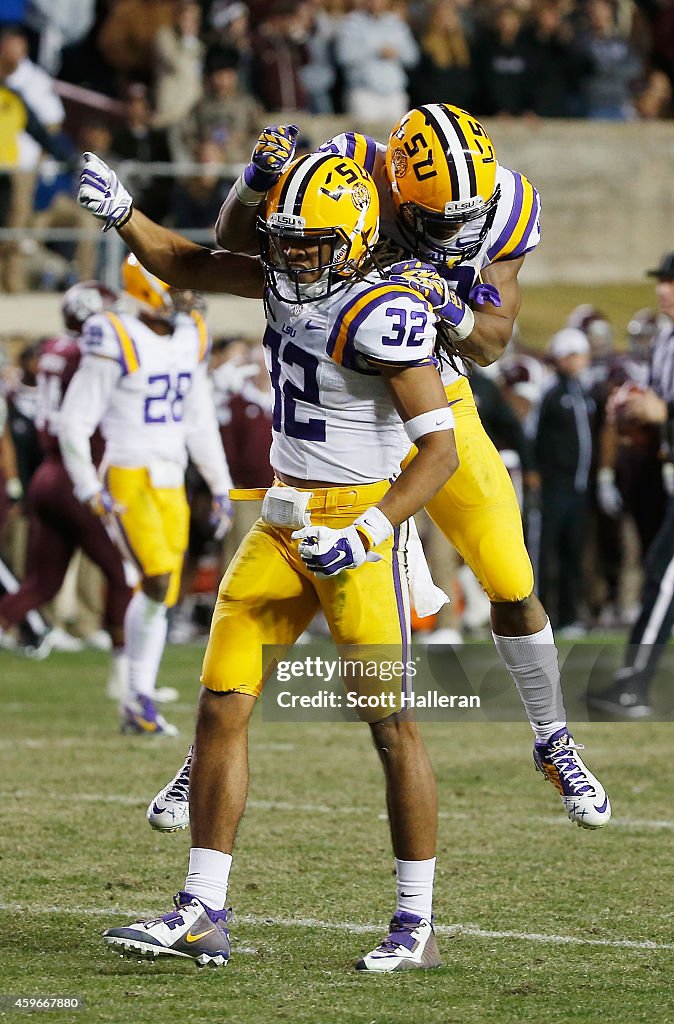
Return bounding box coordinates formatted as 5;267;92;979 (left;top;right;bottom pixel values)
152;109;612;833
77;148;459;971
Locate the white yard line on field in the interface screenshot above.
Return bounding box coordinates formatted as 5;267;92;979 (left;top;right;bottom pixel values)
0;902;671;952
0;789;672;830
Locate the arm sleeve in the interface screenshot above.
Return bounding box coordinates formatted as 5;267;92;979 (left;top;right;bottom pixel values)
183;365;233;495
59;355;120;501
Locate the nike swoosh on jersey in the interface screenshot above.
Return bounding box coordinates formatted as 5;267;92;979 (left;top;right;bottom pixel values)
185;927;217;943
305;321;323;331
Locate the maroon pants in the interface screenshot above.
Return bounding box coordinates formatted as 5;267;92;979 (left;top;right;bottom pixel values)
0;459;131;630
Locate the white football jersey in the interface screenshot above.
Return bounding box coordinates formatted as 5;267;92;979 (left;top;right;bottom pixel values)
79;310;210;466
264;275;438;484
60;309;231;501
319;133;541;385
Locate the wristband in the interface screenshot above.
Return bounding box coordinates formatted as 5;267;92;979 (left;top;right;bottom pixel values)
404;406;455;444
354;506;393;550
234;173;268;207
598;467;616;485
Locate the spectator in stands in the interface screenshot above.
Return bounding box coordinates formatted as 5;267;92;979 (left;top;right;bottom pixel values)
153;1;205;129
408;0;476;110
111;83;173;224
22;0;97;76
335;0;418;121
523;1;586;117
534;328;594;635
97;0;175;86
172;139;235;229
472;5;535;117
295;0;338;114
206;1;254;92
251;1;309;112
0;24;72;292
181;46;261;163
574;0;642;119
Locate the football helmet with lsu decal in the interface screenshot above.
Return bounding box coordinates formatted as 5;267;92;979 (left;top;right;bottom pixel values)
386;104;501;265
257;153;379;303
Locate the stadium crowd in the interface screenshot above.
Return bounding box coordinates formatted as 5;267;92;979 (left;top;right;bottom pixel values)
0;0;672;289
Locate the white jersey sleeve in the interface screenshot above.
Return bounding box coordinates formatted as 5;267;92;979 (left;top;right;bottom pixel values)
59;354;121;501
183;363;233;495
326;281;437;371
485;165;541;265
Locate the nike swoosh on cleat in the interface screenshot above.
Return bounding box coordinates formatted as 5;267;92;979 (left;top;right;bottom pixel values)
151;802;164;815
593;796;609;813
185;927;216;943
400;893;422;898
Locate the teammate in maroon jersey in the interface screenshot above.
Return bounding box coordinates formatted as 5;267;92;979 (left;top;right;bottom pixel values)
0;282;132;675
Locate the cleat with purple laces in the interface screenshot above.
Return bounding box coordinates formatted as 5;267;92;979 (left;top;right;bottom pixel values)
534;728;611;829
103;891;231;967
355;911;441;972
121;694;178;737
147;746;192;831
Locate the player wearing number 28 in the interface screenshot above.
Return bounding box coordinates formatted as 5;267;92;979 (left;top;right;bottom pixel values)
59;256;233;736
77;147;460;970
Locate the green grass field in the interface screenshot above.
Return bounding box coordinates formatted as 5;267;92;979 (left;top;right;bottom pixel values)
0;644;672;1024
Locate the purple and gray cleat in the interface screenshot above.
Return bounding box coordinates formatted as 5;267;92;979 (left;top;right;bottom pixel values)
355;911;441;972
121;694;178;737
103;892;231;967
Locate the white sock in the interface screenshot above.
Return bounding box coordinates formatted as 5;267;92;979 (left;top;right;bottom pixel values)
124;591;168;699
185;847;233;911
107;647;128;701
395;857;435;921
492;619;567;742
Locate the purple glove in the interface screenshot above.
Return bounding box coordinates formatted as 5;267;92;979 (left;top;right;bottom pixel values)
469;283;502;307
87;488;125;519
243;125;300;193
210;494;233;540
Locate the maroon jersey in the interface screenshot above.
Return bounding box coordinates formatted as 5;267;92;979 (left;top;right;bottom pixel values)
35;335;104;464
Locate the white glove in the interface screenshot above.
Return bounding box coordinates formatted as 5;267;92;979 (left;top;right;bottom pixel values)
210;494;233;540
78;151;133;232
597;468;623;518
292;525;382;578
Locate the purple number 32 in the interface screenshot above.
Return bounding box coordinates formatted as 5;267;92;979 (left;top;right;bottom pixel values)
381;306;427;347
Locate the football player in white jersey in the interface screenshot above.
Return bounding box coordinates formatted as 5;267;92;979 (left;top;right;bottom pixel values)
211;110;611;831
77;149;459;971
59;256;233;736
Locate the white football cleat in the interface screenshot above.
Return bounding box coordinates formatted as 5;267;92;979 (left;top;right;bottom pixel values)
534;728;611;829
355;912;441;972
147;746;192;831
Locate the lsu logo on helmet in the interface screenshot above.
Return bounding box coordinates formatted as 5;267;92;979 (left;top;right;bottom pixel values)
386;104;501;265
258;153;380;303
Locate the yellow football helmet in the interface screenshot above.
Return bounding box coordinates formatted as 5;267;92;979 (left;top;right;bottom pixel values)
258;153;379;303
121;254;203;317
386;104;501;264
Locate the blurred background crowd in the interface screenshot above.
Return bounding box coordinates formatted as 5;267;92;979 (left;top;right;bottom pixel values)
0;0;673;290
0;0;673;653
